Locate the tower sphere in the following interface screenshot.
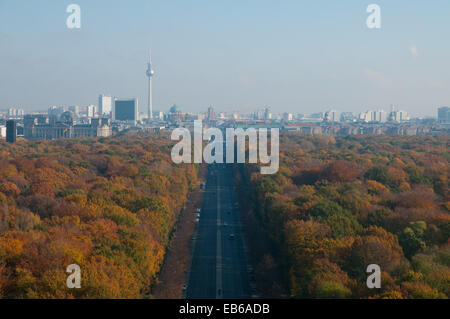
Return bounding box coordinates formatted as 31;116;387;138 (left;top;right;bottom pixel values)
146;65;155;77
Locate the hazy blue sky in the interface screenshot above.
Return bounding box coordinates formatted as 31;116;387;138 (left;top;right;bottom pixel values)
0;0;449;116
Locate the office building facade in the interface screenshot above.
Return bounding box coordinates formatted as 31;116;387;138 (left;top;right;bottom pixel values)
113;99;138;123
6;120;17;143
24;113;112;140
99;95;113;116
438;107;450;124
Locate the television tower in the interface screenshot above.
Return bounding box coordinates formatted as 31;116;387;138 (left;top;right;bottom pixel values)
146;50;155;120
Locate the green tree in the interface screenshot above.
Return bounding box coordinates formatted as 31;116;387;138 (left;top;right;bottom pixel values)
399;222;427;259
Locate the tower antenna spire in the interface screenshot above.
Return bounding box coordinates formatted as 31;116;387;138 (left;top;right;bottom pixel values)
146;48;155;120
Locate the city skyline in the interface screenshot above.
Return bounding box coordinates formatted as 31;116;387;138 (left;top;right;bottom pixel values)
1;1;450;116
0;99;442;121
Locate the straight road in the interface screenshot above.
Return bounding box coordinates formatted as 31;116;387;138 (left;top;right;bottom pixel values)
186;163;251;299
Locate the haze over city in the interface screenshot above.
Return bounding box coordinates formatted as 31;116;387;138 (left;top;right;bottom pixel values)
0;1;449;307
1;0;450;116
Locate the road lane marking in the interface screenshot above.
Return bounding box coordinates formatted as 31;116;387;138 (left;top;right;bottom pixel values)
216;168;223;299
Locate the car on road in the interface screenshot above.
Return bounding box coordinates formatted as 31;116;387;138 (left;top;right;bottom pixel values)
229;234;235;240
247;265;254;274
183;284;187;291
196;208;201;213
192;236;196;241
223;222;228;227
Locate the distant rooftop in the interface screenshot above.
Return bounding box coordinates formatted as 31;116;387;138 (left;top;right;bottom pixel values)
169;105;181;113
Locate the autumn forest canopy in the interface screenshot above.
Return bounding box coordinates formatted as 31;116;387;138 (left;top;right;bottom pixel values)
0;133;448;299
0;134;197;298
239;134;449;299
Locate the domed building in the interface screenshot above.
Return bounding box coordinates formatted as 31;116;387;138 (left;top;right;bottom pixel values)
169;104;181;114
60;111;75;125
24;112;111;140
168;104;184;123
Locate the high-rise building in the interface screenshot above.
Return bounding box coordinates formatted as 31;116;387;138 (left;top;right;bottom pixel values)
283;112;294;122
86;105;96;118
207;106;215;121
374;110;388;122
390;110;409;122
146;50;155;120
7;108;24;118
360;110;387;122
0;125;6;138
6;120;17;143
264;107;271;120
154;111;164;120
113;99;138;123
254;109;265;120
438;107;450;124
324;110;340;122
99;95;113;116
358;112;367;122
